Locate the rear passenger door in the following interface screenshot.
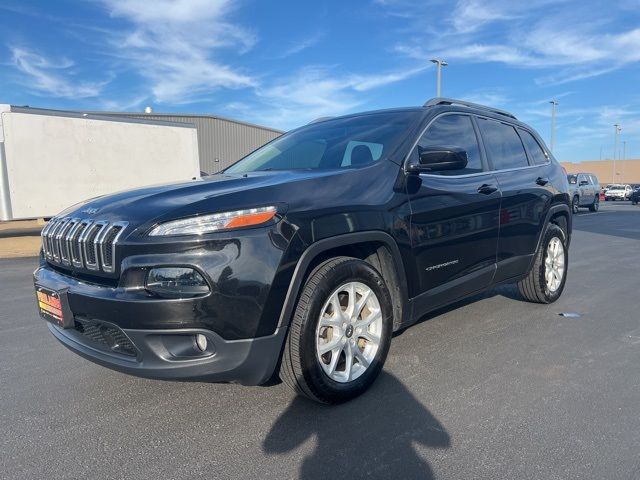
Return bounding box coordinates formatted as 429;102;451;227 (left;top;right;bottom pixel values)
406;113;501;309
477;118;552;283
578;174;594;205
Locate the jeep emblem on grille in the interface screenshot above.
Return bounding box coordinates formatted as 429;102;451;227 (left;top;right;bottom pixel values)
81;207;99;215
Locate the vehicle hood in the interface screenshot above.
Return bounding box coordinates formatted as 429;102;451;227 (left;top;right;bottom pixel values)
55;169;366;234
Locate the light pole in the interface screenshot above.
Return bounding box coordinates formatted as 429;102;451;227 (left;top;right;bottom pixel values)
549;100;559;153
430;58;448;97
622;140;627;182
613;124;621;183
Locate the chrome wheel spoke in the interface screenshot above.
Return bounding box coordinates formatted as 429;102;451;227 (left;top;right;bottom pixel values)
327;345;343;374
358;330;380;345
354;348;370;369
318;337;342;355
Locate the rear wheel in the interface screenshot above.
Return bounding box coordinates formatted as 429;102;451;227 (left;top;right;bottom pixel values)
572;196;579;214
589;195;599;212
280;257;393;404
518;223;568;304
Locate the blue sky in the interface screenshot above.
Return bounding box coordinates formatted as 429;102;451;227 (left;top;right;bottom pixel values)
1;0;640;163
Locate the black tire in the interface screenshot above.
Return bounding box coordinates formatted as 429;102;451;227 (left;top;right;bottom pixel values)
279;256;393;404
572;196;579;214
633;199;638;205
517;223;568;304
589;195;599;212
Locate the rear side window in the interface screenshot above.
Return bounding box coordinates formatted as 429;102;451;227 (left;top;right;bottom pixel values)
478;119;529;170
416;114;483;175
518;129;548;165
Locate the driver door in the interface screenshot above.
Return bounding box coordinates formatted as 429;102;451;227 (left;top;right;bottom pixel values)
407;113;501;310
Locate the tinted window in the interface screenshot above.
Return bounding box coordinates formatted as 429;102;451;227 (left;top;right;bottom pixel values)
478;119;529;170
416;114;483;175
519;129;548;165
226;111;419;173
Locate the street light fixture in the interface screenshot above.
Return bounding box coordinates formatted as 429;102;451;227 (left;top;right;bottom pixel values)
430;58;448;97
549;100;559;153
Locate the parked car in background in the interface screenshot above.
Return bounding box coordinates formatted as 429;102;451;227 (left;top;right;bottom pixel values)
567;173;600;213
631;185;640;205
604;184;632;201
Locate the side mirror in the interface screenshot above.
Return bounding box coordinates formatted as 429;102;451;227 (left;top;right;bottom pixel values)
409;145;468;173
579;180;588;186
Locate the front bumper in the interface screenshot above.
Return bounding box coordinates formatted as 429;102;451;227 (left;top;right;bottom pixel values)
33;254;290;384
48;321;287;385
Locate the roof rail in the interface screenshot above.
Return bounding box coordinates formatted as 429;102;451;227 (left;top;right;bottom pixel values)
308;116;333;124
424;97;517;120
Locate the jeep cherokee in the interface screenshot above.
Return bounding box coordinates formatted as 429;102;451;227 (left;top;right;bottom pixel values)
33;98;571;404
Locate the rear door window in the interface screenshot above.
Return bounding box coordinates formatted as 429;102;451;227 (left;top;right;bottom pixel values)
518;129;549;165
478;119;529;171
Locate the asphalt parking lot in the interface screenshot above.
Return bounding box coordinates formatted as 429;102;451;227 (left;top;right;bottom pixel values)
1;202;639;480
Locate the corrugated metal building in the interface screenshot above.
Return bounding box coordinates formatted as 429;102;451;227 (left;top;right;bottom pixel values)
85;111;283;174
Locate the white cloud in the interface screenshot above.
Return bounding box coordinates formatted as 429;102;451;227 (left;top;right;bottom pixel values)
251;65;427;129
274;32;324;59
384;0;640;85
10;47;105;98
100;0;256;103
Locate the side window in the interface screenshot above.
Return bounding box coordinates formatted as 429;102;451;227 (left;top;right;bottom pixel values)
478;119;529;170
415;114;483;175
518;129;549;165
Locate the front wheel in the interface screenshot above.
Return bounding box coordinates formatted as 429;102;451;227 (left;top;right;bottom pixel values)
589;195;599;212
517;223;568;304
280;256;393;404
572;196;580;214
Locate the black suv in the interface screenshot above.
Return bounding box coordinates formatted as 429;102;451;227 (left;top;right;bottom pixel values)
34;98;571;404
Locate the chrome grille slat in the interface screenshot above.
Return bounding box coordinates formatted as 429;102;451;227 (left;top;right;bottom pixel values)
41;218;128;274
83;222;107;271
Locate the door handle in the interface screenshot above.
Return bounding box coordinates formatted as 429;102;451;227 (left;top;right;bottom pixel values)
536;177;549;186
477;184;498;195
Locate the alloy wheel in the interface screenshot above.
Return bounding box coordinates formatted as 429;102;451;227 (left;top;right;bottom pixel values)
315;282;382;383
545;237;565;293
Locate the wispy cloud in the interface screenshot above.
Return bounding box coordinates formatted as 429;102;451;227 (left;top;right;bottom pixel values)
383;0;640;85
100;0;257;103
252;64;428;129
10;47;105;98
273;32;324;59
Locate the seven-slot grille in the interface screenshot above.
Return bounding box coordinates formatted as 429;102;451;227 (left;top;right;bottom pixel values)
41;218;128;273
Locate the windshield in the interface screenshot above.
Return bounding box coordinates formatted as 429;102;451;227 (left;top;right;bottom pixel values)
610;185;624;190
567;175;577;184
225;111;419;174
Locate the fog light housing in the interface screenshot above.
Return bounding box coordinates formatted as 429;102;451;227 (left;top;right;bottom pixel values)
195;334;208;352
145;267;210;298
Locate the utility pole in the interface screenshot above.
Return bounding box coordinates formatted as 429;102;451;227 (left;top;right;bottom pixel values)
549;100;559;153
430;58;448;97
622;140;627;182
613;124;621;184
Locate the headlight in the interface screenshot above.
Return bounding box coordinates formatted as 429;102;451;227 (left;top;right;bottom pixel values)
148;206;278;236
145;267;210;298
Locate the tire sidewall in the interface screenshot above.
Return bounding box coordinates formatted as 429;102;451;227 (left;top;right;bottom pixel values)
572;196;579;213
537;225;568;302
298;259;393;402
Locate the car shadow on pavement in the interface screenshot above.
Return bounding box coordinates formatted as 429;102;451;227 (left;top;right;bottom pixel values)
263;372;450;479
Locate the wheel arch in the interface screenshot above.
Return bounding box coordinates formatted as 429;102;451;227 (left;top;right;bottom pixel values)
534;203;572;257
277;231;409;332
